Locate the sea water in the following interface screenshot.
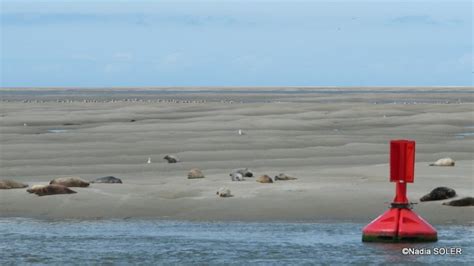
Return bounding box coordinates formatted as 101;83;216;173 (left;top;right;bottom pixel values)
0;218;472;265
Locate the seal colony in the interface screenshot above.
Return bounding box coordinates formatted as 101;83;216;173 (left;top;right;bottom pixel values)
2;154;470;206
20;176;124;196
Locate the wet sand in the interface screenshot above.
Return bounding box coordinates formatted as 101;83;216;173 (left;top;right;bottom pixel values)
0;88;473;224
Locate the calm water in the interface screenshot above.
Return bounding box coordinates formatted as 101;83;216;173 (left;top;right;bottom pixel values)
0;219;472;265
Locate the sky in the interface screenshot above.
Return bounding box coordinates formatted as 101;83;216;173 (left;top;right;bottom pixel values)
0;0;472;87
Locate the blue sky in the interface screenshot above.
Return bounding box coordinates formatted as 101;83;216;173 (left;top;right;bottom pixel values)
0;0;472;87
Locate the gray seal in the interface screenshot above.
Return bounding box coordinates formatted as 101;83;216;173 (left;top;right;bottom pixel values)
420;187;456;202
91;176;122;184
442;197;474;207
230;172;244;181
164;155;179;163
216;187;232;197
232;168;253;177
274;173;297;181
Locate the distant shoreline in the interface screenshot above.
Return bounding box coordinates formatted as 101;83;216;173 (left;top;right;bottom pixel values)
1;86;473;93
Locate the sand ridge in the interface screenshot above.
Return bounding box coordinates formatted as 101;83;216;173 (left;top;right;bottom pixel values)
0;89;473;223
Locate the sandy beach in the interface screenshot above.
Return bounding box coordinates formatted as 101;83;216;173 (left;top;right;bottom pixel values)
0;88;473;224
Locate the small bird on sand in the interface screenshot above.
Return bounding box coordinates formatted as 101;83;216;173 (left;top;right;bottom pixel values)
147;157;152;164
238;129;244;135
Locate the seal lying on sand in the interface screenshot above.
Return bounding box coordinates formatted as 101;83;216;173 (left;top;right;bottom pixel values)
442;197;474;207
216;187;232;197
230;172;244;181
420;187;456;202
274;173;297;181
90;176;122;184
232;168;253;177
429;158;455;166
0;179;28;189
188;168;205;179
27;184;77;196
164;155;179;163
256;175;273;183
50;177;90;187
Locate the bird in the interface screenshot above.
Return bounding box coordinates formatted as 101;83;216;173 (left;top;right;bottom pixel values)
147;157;151;164
238;129;244;135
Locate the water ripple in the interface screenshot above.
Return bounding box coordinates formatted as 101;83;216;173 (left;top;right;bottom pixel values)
0;218;472;265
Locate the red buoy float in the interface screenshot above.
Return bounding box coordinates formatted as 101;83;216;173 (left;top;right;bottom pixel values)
362;140;437;242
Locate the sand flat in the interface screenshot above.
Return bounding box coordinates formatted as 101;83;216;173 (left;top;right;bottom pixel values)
0;88;473;224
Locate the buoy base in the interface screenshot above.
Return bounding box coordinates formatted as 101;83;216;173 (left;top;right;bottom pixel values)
362;207;437;243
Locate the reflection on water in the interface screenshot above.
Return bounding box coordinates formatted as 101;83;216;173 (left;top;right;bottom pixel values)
0;218;472;264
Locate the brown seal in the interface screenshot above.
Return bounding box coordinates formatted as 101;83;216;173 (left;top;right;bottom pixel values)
274;173;297;181
256;175;273;183
188;168;205;179
50;177;90;187
0;179;28;189
27;184;77;196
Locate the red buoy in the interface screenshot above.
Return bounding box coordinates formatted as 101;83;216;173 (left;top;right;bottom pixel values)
362;140;437;242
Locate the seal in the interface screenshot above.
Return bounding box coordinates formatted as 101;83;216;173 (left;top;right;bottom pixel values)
442;197;474;207
230;172;244;181
256;175;273;183
0;179;28;189
188;168;205;179
91;176;122;184
429;157;455;166
50;177;90;187
420;187;456;202
164;155;179;163
232;168;253;178
216;187;232;197
27;184;77;196
274;173;297;181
